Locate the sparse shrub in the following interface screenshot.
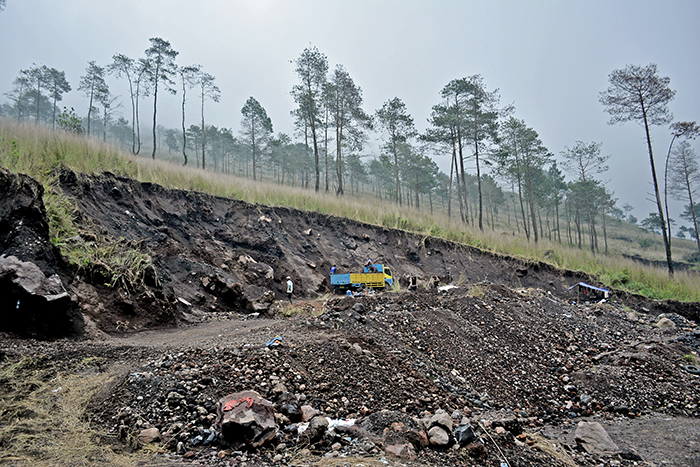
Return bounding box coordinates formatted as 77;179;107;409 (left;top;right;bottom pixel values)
468;284;486;298
684;354;699;365
684;252;700;264
604;269;631;286
637;237;654;249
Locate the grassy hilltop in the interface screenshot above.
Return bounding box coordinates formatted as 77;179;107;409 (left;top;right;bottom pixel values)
1;119;699;302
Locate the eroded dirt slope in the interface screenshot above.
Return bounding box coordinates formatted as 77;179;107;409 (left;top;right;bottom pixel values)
56;170;699;334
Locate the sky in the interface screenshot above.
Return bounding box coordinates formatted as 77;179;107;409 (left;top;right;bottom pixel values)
1;0;699;226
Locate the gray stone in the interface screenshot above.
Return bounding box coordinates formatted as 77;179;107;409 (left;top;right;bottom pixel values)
272;382;288;395
656;317;676;329
299;415;328;444
428;426;450;446
575;421;620;456
138;427;161;444
0;255;71;336
301;405;319;422
429;411;453;432
384;443;416;460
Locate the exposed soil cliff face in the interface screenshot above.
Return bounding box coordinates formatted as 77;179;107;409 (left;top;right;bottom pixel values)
0;169;62;276
1;168;697;336
54;170;593;333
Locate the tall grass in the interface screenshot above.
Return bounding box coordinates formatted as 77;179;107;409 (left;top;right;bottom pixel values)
2;119;699;302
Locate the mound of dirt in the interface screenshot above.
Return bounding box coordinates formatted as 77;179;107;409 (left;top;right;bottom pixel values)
2;284;698;466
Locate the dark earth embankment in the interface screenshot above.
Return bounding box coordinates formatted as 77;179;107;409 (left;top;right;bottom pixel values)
55;169;700;334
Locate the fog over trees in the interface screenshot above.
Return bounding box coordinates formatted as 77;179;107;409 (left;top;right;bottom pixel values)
2;34;700;264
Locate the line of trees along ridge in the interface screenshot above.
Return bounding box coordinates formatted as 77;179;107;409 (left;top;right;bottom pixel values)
2;44;699;264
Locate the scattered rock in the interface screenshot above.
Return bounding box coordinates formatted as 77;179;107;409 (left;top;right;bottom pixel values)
574;421;620;456
385;443;417;460
428;425;450;446
454;424;476;445
656;317;676;329
301;405;319;422
429;411;453;432
138;427;161;444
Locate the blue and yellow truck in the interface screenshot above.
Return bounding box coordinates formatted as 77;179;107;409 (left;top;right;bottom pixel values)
330;264;394;292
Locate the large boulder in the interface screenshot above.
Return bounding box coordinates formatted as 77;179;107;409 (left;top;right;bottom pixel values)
0;255;72;336
298;415;328;445
215;390;277;448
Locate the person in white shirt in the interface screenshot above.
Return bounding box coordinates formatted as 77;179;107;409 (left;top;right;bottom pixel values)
286;276;293;303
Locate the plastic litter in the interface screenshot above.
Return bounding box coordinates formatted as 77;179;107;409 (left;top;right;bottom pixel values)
265;336;283;348
438;284;458;292
327;417;356;431
297;418;356;434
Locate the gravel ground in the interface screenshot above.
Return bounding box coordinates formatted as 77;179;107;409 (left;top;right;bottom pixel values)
2;284;698;466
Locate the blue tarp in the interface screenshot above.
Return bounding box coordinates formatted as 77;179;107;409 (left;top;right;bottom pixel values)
568;282;610;297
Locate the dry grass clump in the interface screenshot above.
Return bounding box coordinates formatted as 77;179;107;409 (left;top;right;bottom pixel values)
0;356;143;467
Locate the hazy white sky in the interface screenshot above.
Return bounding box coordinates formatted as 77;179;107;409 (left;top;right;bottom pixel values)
1;0;699;224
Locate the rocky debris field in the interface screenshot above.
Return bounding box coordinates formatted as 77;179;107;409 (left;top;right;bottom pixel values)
1;168;700;466
3;284;699;466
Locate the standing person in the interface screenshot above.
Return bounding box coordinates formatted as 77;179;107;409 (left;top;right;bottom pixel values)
330;265;337;275
286;276;293;304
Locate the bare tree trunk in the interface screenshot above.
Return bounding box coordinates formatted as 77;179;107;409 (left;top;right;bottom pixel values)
473;110;484;231
201;93;206;170
525;162;538;243
447;135;456;218
555;200;562;243
602;209;609;255
575;207;582;249
516;173;528;240
641;103;673;276
181;81;188;165
151;68;159;159
324;107;329;192
336;121;344;195
454;150;466;223
682;167;700;256
457;128;469;223
392;137;401;205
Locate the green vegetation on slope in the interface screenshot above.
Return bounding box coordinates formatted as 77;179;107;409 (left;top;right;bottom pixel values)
2;119;699;302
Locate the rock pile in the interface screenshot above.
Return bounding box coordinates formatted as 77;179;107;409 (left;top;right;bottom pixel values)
36;284;700;465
